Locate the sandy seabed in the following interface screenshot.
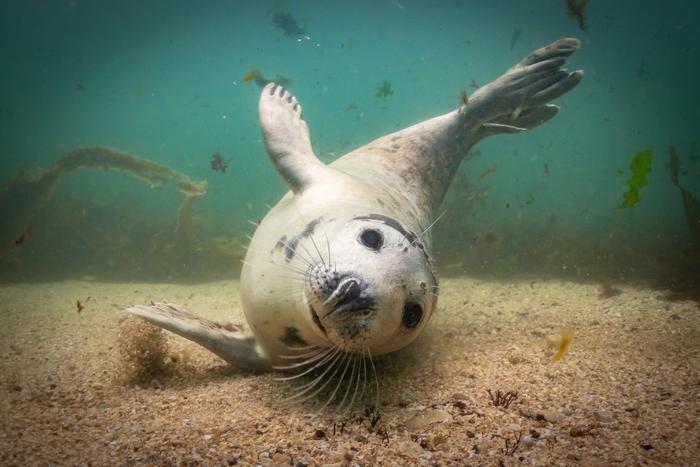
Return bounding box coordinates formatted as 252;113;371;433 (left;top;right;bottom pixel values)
0;276;698;466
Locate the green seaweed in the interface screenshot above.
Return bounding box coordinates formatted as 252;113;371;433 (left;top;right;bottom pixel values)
375;80;394;100
619;148;653;208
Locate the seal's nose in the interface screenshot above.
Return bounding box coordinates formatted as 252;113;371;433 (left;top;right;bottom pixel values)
323;276;360;308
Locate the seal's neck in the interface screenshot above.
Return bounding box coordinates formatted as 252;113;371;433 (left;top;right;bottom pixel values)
331;109;478;226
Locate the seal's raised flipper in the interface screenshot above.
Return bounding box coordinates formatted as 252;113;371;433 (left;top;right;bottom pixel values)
473;104;560;142
465;37;583;128
259;83;330;193
124;303;268;371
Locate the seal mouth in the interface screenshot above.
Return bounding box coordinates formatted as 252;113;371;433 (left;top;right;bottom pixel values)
307;275;375;335
326;297;375;320
321;276;375;320
309;304;327;334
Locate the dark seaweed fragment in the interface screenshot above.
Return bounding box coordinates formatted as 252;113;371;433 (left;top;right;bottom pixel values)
375;80;394;100
564;0;590;31
272;11;306;37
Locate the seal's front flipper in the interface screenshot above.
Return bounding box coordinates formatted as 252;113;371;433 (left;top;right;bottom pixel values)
124;303;268;371
259;83;331;194
465;37;583;129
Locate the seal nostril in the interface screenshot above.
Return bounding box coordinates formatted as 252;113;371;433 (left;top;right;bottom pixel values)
322;276;361;309
335;279;361;306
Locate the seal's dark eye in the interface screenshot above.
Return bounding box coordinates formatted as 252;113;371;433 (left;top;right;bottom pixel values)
359;229;383;250
402;302;423;328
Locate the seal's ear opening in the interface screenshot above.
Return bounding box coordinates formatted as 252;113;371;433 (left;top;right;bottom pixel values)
402;302;423;328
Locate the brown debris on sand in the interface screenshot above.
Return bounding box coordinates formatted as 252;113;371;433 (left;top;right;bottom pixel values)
113;315;173;386
598;283;623;299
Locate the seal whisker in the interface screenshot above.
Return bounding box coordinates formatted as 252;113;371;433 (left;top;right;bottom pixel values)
336;352;358;413
242;247;309;277
358;346;368;404
281;355;342;403
323;231;333;270
242;242;312;270
278;345;321;357
296;241;321;271
275;238;315;268
277;347;323;360
268;260;308;276
263;271;306;282
414;209;447;245
286;348;346;404
346;349;363;412
245;258;308;283
318;349;353;413
308;234;327;269
367;347;380;409
274;347;337;377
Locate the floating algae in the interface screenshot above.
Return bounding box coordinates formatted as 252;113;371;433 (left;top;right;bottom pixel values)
271;10;306;38
375;80;394;100
564;0;590;31
548;328;573;362
619;148;653;209
0;145;207;249
243;68;292;89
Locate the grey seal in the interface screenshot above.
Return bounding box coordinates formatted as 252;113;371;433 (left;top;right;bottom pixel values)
126;38;583;382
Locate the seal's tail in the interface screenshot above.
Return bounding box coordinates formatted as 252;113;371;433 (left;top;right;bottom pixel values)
124;302;268;371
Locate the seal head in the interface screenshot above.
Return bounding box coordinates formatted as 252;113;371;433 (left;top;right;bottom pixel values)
301;212;437;356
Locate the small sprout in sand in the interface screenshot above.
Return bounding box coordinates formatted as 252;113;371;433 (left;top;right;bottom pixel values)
363;406;382;429
376;425;390;444
114;315;172;385
548;328;573;362
502;430;523;456
332;421;346;435
486;389;519;409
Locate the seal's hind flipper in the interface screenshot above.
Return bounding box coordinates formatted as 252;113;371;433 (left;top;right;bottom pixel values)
258;83;333;193
465;37;583;127
473;104;560;142
124;302;268;371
